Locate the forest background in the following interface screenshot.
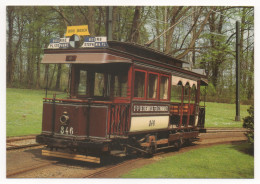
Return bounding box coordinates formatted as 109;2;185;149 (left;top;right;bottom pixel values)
6;6;254;105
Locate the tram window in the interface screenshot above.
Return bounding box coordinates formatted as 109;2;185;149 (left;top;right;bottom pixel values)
77;70;87;95
160;76;169;100
114;72;128;97
148;73;158;99
134;71;146;98
94;72;105;96
171;84;182;103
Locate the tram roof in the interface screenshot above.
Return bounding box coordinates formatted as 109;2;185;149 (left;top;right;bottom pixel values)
107;41;188;65
42;41;187;66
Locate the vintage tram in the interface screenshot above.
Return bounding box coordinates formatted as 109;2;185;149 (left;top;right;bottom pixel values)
36;40;207;163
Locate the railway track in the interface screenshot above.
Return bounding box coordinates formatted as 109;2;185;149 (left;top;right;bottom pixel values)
6;161;56;177
6;128;248;178
6;128;247;151
6;135;42;151
84;157;142;178
84;151;170;178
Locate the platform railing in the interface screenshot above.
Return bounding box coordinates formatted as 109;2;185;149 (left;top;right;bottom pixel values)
109;104;131;136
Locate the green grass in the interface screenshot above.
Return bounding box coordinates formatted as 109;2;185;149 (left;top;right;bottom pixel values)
6;88;251;136
205;102;250;128
6;88;67;137
121;143;254;178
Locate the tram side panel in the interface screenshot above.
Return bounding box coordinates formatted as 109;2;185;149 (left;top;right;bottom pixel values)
38;102;110;142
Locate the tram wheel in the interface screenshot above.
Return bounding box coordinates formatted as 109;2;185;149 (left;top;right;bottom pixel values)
144;145;156;158
174;141;181;151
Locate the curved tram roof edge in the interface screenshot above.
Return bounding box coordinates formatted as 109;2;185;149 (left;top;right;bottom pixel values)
41;52;132;64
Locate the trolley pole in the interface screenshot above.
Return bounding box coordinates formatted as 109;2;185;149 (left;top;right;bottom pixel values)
235;21;241;121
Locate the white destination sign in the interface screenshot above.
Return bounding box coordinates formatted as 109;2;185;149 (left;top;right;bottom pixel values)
48;38;70;49
81;36;108;48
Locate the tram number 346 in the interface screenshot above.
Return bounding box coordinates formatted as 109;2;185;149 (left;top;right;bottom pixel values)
149;120;155;127
60;126;74;135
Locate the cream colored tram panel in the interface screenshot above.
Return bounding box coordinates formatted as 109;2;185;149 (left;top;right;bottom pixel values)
129;116;169;132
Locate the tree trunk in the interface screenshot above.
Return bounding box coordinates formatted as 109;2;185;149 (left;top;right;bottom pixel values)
112;6;118;40
164;7;184;54
36;27;41;89
240;8;246;90
49;65;56;89
7;6;14;87
247;49;254;100
155;7;161;50
128;6;141;42
44;64;50;88
212;62;219;87
88;6;95;36
55;64;62;90
26;20;34;88
96;7;103;36
19;43;23;84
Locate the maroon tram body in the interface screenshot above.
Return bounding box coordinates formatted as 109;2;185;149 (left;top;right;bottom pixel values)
36;41;207;162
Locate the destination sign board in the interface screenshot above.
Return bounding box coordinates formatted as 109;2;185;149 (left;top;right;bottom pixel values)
133;104;169;113
48;38;69;49
65;25;90;37
48;36;107;49
81;37;108;48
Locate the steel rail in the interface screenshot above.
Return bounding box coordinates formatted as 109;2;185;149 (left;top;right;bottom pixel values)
7;144;42;151
84;151;167;178
7;161;56;178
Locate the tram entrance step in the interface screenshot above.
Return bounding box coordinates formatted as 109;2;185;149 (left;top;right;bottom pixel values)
42;149;100;163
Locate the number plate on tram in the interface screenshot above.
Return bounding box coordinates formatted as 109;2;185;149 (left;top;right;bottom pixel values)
60;126;74;135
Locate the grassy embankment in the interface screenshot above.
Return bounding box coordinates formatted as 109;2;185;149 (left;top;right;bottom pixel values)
205;102;250;128
6;88;250;136
6;88;67;137
121;143;254;178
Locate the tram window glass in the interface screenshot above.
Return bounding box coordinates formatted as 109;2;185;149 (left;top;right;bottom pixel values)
94;72;105;96
114;72;128;97
160;76;169;100
148;73;158;99
77;70;87;95
190;85;196;103
171;84;182;103
134;71;146;98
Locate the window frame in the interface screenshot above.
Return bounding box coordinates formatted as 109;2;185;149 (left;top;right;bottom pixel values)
133;69;147;100
133;68;171;102
74;66;90;98
77;69;88;96
159;74;171;101
112;71;129;98
93;71;106;97
147;72;159;100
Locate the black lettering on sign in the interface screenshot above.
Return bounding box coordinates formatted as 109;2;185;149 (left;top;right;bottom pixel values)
133;104;169;113
149;120;155;127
